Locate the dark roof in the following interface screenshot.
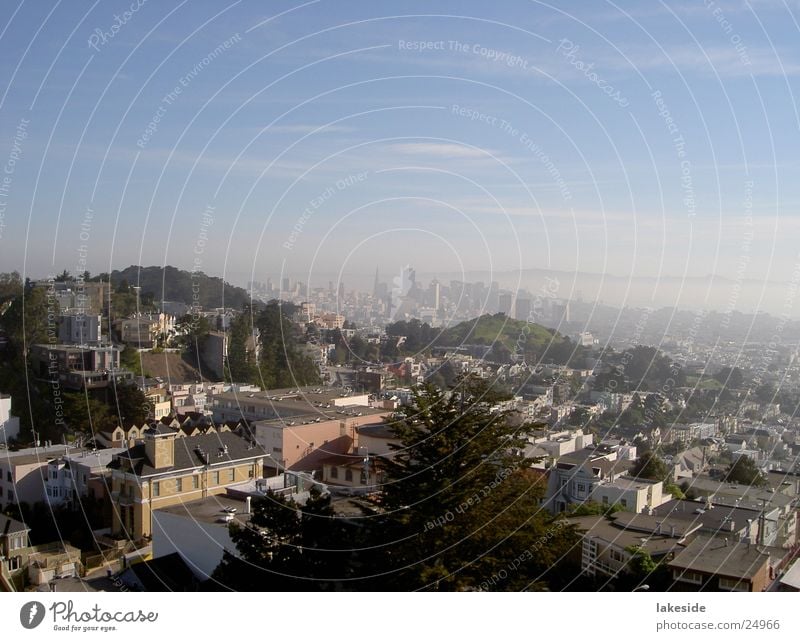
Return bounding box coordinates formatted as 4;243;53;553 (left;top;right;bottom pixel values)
669;536;770;580
357;421;397;440
118;553;198;591
143;424;179;437
652;499;761;535
109;431;266;477
1;514;29;537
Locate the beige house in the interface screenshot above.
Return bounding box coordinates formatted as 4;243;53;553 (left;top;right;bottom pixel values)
591;476;666;513
0;445;80;509
108;426;266;541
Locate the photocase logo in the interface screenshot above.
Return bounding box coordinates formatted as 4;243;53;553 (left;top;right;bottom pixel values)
20;601;45;629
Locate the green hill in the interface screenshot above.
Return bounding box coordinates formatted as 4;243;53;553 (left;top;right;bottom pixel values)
98;265;252;310
436;313;577;364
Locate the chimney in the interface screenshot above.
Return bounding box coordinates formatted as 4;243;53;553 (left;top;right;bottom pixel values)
144;427;176;469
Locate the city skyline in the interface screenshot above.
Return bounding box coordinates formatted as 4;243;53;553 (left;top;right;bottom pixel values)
1;1;800;316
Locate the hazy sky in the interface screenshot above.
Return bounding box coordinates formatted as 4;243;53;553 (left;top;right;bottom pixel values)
1;1;799;312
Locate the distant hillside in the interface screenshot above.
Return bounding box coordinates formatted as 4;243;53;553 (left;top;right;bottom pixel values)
102;265;252;310
438;314;557;348
436;313;578;364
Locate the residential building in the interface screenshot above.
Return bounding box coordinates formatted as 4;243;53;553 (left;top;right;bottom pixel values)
319;444;385;493
317;313;345;329
152;473;320;580
255;409;386;471
356;420;401;456
145;387;171;420
0;445;79;508
211;388;386;471
44;448;126;506
680;476;798;547
590;476;666;513
668;536;773;592
108;427;267;540
29;343;127;390
115;314;175;348
542;447;634;513
570;512;691;579
0;393;20;444
0;514;30;583
58;310;102;345
664;423;718;446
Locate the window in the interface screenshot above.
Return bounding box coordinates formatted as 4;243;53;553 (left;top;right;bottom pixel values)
6;471;10;482
7;556;21;572
610;549;624;562
192;475;199;490
719;577;748;592
227;469;235;482
330;467;338;479
602;496;609;505
153;482;160;497
577;483;585;493
620;499;627;507
345;469;353;482
248;468;254;479
674;570;704;585
176;477;183;492
212;471;220;486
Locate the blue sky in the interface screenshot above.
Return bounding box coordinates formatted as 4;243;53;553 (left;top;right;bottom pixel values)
1;0;799;310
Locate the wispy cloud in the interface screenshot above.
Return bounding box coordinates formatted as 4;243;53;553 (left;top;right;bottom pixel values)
385;142;500;159
257;124;356;134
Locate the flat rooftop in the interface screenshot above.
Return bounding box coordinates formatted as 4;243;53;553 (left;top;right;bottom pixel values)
153;495;251;528
213;386;382;422
602;476;660;491
0;446;81;466
568;515;683;556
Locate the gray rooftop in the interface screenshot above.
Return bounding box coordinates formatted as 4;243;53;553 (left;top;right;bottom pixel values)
568;515;683;557
153;495;251;527
669;536;770;580
109;431;266;477
0;514;29;536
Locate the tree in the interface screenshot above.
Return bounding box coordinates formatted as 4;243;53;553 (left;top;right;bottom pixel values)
63;392;116;434
0;271;22;302
630;451;670;482
226;309;259;384
724;456;767;487
175;314;211;353
3;286;50;352
374;378;578;590
212;488;352;591
211;378;579;592
255;302;320;388
714;366;743;389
